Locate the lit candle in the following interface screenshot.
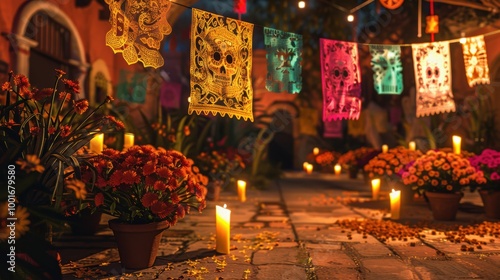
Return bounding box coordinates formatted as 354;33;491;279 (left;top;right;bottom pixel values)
123;133;134;150
89;133;104;154
452;135;461;154
390;189;401;220
306;163;313;175
303;162;309;172
409;141;416;151
237;180;246;202
382;145;388;153
371;178;380;200
313;147;320;155
334;164;342;176
216;204;231;254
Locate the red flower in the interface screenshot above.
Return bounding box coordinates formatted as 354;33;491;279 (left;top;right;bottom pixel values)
154;181;167;191
108;170;123;187
55;69;66;78
2;82;11;91
48;126;56;135
141;192;158;207
170;192;180;204
60;125;71;137
33;88;53;101
94;193;104;207
143;160;156;176
122;170;140;185
73;99;89;114
58;92;69;102
145;175;157;186
30;126;40;135
150;201;175;219
157;166;171;178
62;78;80;94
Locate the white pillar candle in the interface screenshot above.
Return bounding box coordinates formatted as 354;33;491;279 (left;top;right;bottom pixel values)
452;135;461;154
313;147;320;155
390;189;401;220
123;133;134;150
409;141;416;151
216;204;231;254
89;133;104;154
237;180;246;202
382;145;388;153
371;178;381;200
306;163;313;175
334;164;342;176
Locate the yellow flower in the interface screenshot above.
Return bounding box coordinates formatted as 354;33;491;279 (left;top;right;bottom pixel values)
0;203;30;240
65;179;87;200
15;155;45;173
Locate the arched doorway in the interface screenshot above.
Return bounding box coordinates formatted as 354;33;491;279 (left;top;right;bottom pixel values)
266;104;298;170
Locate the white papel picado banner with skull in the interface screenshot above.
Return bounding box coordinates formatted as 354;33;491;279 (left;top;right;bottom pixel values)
189;9;254;121
411;42;456;117
462;35;490;87
320;39;362;121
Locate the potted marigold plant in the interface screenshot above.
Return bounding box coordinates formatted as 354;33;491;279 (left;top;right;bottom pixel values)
402;150;486;220
469;149;500;219
195;149;245;201
338;147;377;179
82;145;207;269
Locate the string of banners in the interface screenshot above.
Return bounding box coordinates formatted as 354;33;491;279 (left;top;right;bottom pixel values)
105;1;494;122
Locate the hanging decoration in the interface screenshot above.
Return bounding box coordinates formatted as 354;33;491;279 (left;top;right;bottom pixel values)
425;15;439;34
462;35;490;87
234;0;247;14
263;27;303;94
379;0;404;10
412;42;455;117
320;39;362;121
299;108;318;136
105;0;173;68
160;81;182;109
323;120;343;138
189;9;254;121
117;70;148;104
370;45;403;95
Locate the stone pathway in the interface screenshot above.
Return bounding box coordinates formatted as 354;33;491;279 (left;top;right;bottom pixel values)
58;172;500;279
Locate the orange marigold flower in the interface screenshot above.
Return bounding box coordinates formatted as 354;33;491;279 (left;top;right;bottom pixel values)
33;88;53;101
141;192;158;207
170;192;180;204
150;201;169;219
55;69;66;77
30;126;40;135
60;125;71;137
62;78;80;93
446;185;453;191
431;179;439;186
48;126;56;135
143;160;156;176
2;82;11;91
157;166;171;178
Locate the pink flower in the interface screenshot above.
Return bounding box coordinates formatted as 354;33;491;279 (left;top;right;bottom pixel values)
491;172;500;181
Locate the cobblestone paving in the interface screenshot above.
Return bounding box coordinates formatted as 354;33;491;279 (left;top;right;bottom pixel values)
59;172;500;279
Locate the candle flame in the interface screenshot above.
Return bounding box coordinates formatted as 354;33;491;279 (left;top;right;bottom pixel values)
223;204;227;209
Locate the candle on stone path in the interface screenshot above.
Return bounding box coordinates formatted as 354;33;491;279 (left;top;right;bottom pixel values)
409;141;416;151
334;164;341;176
123;133;134;150
371;179;381;200
216;204;231;254
382;145;388;153
237;180;246;202
452;135;461;154
89;133;104;154
306;163;313;175
390;189;401;220
313;147;320;155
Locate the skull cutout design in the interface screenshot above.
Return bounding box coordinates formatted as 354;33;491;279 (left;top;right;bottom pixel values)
370;45;403;94
204;26;242;99
320;39;361;121
412;42;455;117
462;36;490;87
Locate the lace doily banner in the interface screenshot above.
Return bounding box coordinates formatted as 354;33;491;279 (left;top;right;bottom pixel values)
160;81;181;109
462;36;490;87
370;45;403;95
105;0;173;69
117;70;147;104
189;8;254;121
263;27;303;94
320;39;362;121
323;120;343;138
412;42;456;117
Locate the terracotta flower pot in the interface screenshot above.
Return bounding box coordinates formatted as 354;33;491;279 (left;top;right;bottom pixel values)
479;190;500;219
425;192;463;221
109;219;169;269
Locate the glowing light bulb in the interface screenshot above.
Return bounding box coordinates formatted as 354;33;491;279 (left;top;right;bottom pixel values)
347;14;354;22
298;1;306;8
